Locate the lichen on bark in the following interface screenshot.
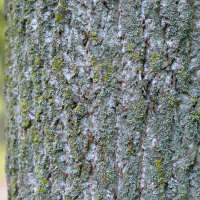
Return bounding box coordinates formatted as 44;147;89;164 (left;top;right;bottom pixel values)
3;0;200;199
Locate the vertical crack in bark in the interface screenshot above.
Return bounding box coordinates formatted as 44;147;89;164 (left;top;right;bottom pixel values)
139;81;150;200
139;1;148;199
82;3;94;199
188;1;196;197
114;1;123;197
88;77;95;200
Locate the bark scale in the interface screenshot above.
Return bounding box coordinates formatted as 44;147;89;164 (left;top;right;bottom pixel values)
3;0;200;199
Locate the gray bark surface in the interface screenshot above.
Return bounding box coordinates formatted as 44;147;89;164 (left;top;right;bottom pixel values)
3;0;200;199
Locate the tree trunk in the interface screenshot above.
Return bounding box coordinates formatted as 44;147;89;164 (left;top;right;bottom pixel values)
3;0;200;199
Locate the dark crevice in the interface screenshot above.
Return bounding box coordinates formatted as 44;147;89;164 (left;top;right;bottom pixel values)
89;77;93;85
50;11;55;19
139;0;149;198
83;30;89;47
72;101;77;108
102;1;110;10
21;19;26;38
175;77;181;95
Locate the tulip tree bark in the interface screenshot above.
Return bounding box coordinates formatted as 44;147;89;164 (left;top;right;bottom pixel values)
4;0;200;199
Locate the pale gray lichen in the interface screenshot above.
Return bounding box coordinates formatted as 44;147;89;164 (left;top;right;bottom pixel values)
3;0;200;199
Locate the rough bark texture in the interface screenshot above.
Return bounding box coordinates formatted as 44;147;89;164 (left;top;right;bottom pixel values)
3;0;200;199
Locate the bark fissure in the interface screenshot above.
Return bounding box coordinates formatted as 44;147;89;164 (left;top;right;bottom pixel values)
114;0;122;197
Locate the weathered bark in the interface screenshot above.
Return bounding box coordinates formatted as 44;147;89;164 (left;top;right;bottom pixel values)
3;0;200;199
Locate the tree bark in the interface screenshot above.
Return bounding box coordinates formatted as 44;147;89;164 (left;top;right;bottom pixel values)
3;0;200;199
